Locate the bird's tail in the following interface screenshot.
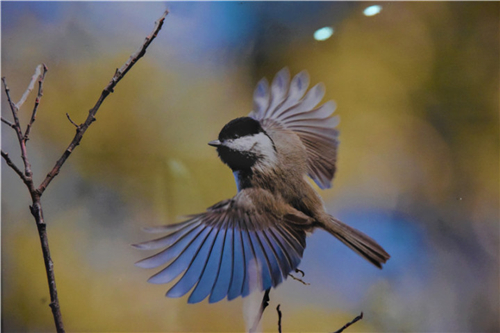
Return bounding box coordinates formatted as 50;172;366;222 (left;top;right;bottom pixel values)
323;216;390;268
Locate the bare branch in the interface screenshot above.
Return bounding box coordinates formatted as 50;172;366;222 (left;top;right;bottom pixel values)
3;9;169;333
2;117;16;129
24;64;48;140
2;77;33;178
2;77;21;135
37;9;169;195
65;113;79;128
332;312;364;333
16;64;44;110
1;150;28;183
29;200;65;333
112;9;169;87
2;76;18;114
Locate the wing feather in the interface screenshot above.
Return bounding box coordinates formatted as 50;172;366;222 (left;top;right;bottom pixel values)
250;69;339;189
282;222;307;248
167;228;218;298
209;228;233;303
133;220;201;250
244;212;277;290
268;227;302;269
276;224;305;255
262;229;293;277
141;220;199;234
285;115;339;129
272;70;310;118
187;228;226;303
135;190;308;302
229;229;247;300
240;228;257;297
248;231;274;290
134;223;205;269
251;78;270;117
147;227;211;284
255;230;283;286
280;100;336;121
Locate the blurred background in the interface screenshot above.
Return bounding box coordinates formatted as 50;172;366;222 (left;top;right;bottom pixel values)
2;2;498;332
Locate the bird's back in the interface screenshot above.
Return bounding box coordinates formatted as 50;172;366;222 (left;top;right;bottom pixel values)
250;124;326;220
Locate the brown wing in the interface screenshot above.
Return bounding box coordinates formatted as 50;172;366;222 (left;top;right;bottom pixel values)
248;68;339;189
133;189;311;304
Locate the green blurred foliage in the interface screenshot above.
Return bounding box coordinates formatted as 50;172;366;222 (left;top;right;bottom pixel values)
2;2;498;332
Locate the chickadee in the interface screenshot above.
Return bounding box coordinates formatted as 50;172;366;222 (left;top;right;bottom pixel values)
134;68;390;304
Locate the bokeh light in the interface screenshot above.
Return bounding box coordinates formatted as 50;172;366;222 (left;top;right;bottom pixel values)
314;26;334;41
363;5;382;16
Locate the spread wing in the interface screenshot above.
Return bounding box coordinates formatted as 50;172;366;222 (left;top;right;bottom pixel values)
248;68;339;189
133;190;310;304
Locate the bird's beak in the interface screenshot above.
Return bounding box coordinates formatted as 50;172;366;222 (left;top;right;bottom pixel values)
208;140;221;147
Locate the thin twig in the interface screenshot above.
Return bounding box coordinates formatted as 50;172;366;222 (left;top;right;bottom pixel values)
2;117;16;129
15;64;44;110
111;10;168;87
2;77;21;134
2;77;33;179
1;150;28;183
332;312;364;333
24;64;48;140
276;304;282;333
65;113;79;128
2;76;18;113
37;9;169;195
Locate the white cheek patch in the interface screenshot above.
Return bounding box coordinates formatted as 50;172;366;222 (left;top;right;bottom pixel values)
226;135;260;152
252;133;278;168
226;132;277;168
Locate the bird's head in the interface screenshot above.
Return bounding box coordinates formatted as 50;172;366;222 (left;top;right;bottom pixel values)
208;117;277;172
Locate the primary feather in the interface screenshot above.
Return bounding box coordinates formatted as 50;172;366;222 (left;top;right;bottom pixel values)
249;68;339;189
134;192;308;303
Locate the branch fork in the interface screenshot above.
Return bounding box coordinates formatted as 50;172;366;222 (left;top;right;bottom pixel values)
1;9;169;333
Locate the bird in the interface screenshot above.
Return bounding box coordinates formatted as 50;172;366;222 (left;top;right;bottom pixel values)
133;68;390;304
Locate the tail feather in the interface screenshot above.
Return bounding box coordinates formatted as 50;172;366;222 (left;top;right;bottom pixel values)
326;217;390;268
